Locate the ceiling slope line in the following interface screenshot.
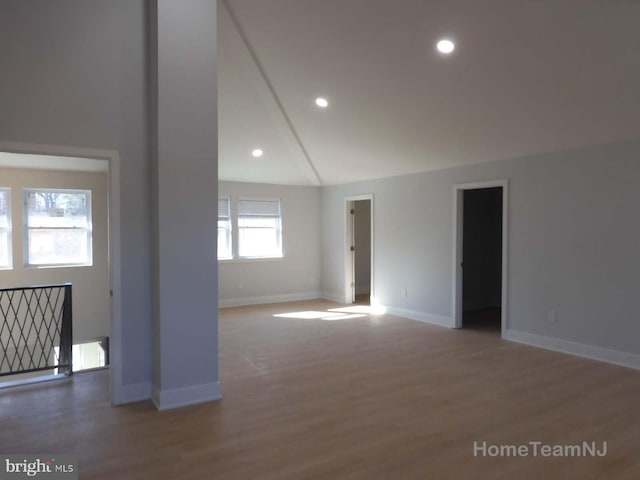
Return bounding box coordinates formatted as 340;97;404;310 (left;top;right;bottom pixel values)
221;0;324;187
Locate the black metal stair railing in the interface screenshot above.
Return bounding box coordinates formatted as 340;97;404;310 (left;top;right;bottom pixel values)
0;283;72;378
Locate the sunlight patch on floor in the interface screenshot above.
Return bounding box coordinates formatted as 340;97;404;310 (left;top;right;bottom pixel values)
273;305;385;321
321;314;367;321
328;305;387;315
274;310;368;321
273;311;334;319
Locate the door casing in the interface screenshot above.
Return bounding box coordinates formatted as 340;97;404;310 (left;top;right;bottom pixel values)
453;180;508;337
344;194;374;304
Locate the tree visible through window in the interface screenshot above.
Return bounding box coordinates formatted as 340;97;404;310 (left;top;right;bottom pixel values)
24;189;92;266
0;188;11;268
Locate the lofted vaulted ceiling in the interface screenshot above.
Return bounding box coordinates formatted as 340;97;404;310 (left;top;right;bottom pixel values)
218;0;640;186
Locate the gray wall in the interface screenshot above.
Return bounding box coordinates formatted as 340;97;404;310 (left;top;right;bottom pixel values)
0;0;151;388
322;140;640;356
219;181;322;306
354;199;371;296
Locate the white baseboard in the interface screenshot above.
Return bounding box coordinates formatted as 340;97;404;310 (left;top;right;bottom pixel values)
321;291;346;304
384;305;454;328
504;329;640;371
152;381;222;411
219;291;322;308
118;382;152;404
0;374;70;390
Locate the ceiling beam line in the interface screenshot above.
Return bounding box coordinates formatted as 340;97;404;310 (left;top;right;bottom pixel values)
221;0;324;186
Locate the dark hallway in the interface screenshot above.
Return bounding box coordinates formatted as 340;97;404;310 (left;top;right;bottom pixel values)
462;187;503;332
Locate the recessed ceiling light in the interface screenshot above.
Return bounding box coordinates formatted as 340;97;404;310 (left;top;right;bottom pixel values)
436;39;455;54
251;148;263;158
315;97;329;108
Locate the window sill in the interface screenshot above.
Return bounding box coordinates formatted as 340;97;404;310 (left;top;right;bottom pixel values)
219;256;284;264
24;263;93;269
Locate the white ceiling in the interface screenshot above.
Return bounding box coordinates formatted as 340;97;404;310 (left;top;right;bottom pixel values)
0;152;108;173
221;0;640;186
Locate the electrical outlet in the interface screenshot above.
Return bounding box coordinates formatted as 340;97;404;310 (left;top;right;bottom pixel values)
548;310;557;323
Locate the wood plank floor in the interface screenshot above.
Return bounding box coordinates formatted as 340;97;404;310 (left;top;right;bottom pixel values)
2;299;640;479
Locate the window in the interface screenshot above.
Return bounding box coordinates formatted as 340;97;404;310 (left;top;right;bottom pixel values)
238;198;282;258
54;339;108;373
218;197;232;260
0;188;11;269
24;189;92;267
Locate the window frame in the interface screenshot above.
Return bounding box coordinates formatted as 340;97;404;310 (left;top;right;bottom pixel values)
0;187;12;270
217;196;232;260
236;197;283;260
23;188;93;268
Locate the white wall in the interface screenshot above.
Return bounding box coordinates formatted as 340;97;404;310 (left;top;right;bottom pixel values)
322;140;640;358
219;181;321;307
0;0;151;395
0;167;109;343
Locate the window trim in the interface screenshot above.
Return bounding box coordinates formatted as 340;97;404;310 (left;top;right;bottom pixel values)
218;256;284;264
0;187;12;270
23;188;93;268
217;196;232;260
236;197;283;260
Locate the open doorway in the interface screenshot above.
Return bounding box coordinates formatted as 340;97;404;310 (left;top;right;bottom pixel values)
0;153;110;384
345;195;373;305
0;143;122;404
453;181;508;335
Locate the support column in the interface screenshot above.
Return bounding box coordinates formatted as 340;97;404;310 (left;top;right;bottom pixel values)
150;0;220;410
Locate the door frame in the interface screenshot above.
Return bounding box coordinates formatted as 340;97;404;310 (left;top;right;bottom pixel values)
452;180;508;337
0;141;123;404
344;194;374;304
